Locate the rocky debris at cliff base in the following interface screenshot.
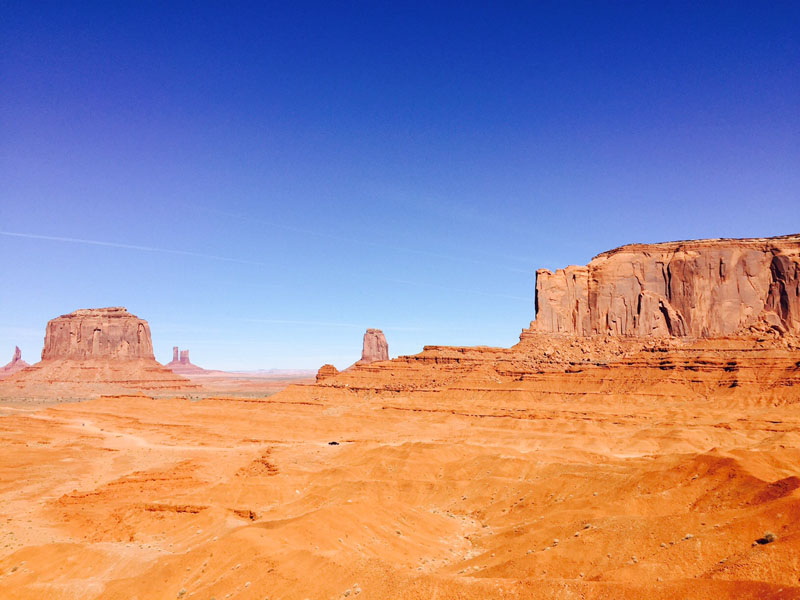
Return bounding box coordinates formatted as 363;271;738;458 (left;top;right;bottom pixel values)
0;346;30;379
358;329;389;364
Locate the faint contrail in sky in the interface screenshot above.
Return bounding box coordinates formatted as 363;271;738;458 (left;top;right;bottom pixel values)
191;205;533;274
0;231;268;266
240;318;426;331
241;318;363;328
384;277;531;302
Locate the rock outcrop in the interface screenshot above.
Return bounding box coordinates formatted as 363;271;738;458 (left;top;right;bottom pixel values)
528;234;800;338
307;233;800;403
359;329;389;364
316;364;339;382
165;347;207;375
0;308;197;399
0;346;30;379
42;307;154;360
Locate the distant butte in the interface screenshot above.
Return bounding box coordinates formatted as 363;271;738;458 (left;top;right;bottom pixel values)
165;346;208;375
0;307;198;399
313;328;389;381
0;346;30;379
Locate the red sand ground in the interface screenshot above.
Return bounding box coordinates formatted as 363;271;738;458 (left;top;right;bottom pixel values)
0;335;799;599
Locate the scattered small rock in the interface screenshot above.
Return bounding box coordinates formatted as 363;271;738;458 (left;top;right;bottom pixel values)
755;532;777;545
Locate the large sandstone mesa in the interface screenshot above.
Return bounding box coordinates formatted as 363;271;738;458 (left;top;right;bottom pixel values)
0;346;30;379
359;328;389;364
528;234;800;337
0;307;197;399
42;307;154;360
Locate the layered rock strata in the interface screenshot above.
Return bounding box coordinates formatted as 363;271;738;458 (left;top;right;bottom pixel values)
0;308;197;399
528;234;800;338
0;346;30;379
316;364;339;382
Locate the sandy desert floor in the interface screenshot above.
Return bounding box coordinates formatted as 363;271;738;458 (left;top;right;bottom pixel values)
0;376;798;599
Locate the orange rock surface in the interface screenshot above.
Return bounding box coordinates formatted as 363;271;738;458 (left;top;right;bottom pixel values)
316;363;339;382
531;234;800;337
0;236;799;599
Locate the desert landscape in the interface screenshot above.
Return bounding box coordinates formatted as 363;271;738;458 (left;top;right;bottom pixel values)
4;3;799;598
0;234;798;599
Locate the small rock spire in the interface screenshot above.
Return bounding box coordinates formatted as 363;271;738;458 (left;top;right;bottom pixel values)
360;329;389;364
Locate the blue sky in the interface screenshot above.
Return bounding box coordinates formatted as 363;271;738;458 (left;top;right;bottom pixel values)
1;2;798;369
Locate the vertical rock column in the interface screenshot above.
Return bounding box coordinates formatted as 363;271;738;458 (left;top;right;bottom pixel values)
360;329;389;363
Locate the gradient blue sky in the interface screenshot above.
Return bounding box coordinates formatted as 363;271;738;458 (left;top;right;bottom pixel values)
1;2;798;369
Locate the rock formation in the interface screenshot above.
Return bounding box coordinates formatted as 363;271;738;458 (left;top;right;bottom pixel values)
527;234;800;338
316;364;339;382
359;329;389;364
308;234;800;401
0;346;30;379
0;307;197;399
165;347;208;375
42;307;155;360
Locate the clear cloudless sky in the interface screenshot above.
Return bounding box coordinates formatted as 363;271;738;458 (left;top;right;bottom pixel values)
1;2;798;369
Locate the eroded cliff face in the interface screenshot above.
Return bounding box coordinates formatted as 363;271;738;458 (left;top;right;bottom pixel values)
529;234;800;338
41;307;155;360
